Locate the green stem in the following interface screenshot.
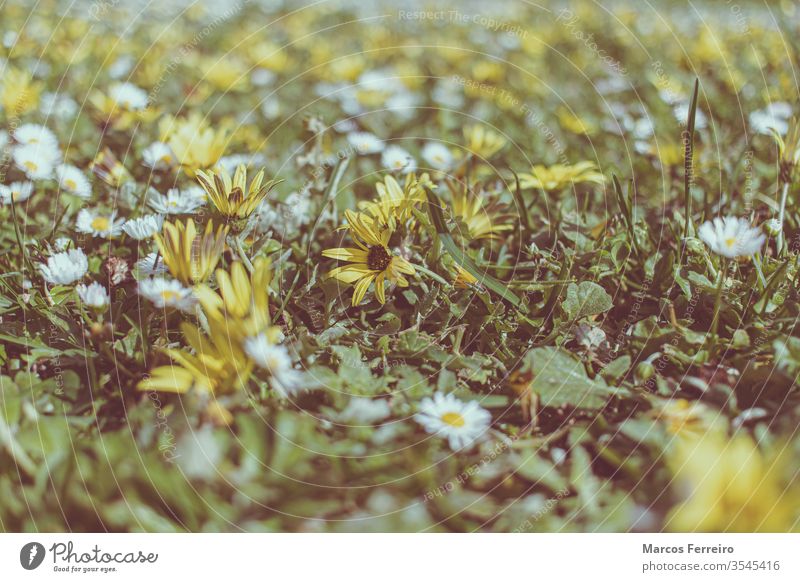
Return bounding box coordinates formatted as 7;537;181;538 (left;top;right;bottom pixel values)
413;263;451;287
708;259;729;354
777;181;789;256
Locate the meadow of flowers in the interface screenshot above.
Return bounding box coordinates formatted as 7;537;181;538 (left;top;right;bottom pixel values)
1;0;799;532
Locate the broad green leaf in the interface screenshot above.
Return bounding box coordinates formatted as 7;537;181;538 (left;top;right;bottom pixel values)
524;347;612;409
561;281;612;320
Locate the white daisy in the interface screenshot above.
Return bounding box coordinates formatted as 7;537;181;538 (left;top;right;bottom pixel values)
415;392;491;451
76;281;110;309
698;217;766;258
40;92;78;119
108;55;135;79
148;187;206;214
135;251;168;276
347;131;385;154
56;164;92;198
260;95;281;120
122;214;164;240
251;68;276;87
0;181;34;204
13;143;58;180
75;208;125;238
13;123;59;149
141;141;175;169
108;82;149;110
421;142;454;171
673;101;707;129
381;145;416;174
138;278;195;312
244;335;304;397
749;102;792;136
39;248;88;285
339;397;392;424
53;237;72;251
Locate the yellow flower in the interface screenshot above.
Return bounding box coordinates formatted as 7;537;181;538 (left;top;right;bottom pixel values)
453;265;478;289
358;173;430;227
667;433;799;532
165;114;229;177
648;398;726;441
322;210;416;306
139;258;280;395
90;147;132;188
557;107;598;136
463;124;506;159
194;258;277;339
450;182;512;240
196;164;279;220
154;218;228;285
0;66;41;116
517;161;605;192
88;88;159;132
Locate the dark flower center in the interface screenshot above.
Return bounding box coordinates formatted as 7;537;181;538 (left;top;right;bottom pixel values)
367;245;392;271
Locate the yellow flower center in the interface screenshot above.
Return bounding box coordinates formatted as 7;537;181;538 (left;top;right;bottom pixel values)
160;290;179;302
725;237;736;248
66;179;77;190
367;245;392;271
24;160;38;172
91;216;111;231
441;412;465;427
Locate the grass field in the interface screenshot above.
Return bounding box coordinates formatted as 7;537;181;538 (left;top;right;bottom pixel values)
0;0;799;532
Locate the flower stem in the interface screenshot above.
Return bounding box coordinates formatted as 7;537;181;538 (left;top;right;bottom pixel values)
777;181;789;256
708;259;728;355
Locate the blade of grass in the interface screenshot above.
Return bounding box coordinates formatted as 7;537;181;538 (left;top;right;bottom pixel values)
424;186;524;309
682;78;700;244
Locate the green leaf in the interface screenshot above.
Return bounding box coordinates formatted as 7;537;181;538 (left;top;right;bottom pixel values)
424;186;524;309
524;347;612;409
561;282;612;320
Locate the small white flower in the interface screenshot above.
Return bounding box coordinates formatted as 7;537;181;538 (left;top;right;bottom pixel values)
76;208;125;238
415;392;491;451
260;96;281;120
148;187;206;214
251;68;276;87
138;278;195;312
0;181;34;204
53;237;72;251
244;335;304;397
135;251;168;276
108;55;135;79
13;143;58;180
14;123;59;149
673;101;707;129
381;145;416;174
763;218;782;237
347;131;385;154
216;153;266;175
421;142;454;171
39;248;88;285
698;217;766;258
749;102;793;136
122;214;164;240
76;281;110;309
108;82;149;110
339;397;392;424
142;141;176;169
56;164;92;198
40;92;78;119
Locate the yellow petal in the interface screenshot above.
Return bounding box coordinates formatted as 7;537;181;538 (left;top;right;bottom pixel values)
352;273;376;306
